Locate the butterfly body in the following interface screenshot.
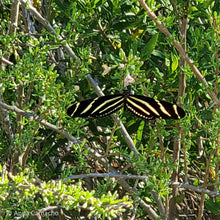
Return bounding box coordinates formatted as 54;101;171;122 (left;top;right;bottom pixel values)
67;92;185;120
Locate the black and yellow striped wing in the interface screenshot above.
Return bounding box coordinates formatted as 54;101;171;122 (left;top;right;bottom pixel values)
67;94;124;118
126;95;185;120
67;92;185;120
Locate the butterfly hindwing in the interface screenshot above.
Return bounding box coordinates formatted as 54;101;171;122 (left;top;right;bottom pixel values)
126;95;185;119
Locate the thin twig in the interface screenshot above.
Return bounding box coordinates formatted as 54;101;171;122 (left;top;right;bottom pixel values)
9;0;20;35
151;191;166;218
177;182;220;198
0;57;14;66
98;21;116;50
64;173;148;182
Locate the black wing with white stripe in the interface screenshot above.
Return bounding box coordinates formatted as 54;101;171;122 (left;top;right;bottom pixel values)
126;95;185;120
67;95;124;118
67;92;185;119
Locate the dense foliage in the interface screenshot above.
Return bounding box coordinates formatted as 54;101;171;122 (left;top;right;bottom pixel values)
0;0;219;219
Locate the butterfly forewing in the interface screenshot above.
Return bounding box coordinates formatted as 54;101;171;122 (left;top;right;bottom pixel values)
67;95;124;118
126;95;185;120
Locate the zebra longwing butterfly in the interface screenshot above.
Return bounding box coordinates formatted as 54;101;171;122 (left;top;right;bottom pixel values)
67;91;185;120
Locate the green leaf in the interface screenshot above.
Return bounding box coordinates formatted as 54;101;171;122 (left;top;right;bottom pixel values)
137;120;145;142
171;54;179;72
141;33;159;60
193;178;199;186
205;196;220;215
